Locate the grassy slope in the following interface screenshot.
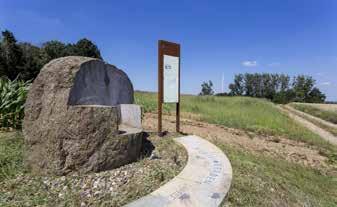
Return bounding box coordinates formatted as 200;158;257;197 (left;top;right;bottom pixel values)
136;92;334;151
290;103;337;125
221;143;337;206
136;92;337;207
286;104;337;137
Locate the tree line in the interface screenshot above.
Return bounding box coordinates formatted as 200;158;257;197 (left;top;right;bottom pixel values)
227;73;326;103
0;29;102;81
200;73;326;104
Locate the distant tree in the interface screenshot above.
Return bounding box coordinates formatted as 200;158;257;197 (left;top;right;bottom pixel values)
293;75;315;102
1;30;23;80
228;74;244;96
307;87;326;103
40;40;68;65
279;74;290;92
73;38;102;59
0;44;5;77
40;39;102;65
262;73;278;99
199;80;214;96
293;75;325;102
326;101;337;104
243;73;254;96
0;29;104;81
216;92;230;96
272;89;295;104
228;73;325;104
19;42;43;81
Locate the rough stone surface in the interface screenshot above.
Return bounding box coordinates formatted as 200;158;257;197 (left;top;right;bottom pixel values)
23;56;143;175
118;104;142;129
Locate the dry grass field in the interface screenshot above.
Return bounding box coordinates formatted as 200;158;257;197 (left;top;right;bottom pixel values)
290;103;337;125
302;103;337;112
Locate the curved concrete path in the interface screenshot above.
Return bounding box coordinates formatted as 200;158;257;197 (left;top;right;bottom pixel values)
125;135;233;207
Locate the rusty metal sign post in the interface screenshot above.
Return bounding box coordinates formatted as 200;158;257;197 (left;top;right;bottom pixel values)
158;40;180;136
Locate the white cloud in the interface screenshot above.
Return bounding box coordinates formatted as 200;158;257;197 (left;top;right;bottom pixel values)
241;60;258;67
320;82;332;86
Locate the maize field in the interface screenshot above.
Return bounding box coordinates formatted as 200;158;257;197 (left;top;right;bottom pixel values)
0;78;30;130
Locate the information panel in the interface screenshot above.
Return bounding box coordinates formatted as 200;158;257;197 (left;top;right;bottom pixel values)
163;55;179;103
158;40;180;134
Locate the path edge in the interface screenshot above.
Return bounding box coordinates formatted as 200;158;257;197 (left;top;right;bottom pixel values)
124;135;233;207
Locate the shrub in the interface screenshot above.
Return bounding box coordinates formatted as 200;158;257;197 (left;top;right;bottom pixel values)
0;77;30;129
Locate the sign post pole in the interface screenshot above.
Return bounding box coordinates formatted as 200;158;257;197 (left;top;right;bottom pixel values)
176;53;180;133
158;41;163;136
158;40;180;135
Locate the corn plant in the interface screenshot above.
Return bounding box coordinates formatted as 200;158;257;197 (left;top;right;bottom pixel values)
0;77;30;129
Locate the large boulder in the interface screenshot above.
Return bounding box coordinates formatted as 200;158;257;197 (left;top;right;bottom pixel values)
23;56;143;175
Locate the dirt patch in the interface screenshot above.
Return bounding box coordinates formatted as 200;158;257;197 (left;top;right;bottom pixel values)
144;113;331;171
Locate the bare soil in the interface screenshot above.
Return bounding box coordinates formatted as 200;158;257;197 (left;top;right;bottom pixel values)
143;113;331;171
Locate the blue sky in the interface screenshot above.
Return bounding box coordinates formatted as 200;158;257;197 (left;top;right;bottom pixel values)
1;0;337;100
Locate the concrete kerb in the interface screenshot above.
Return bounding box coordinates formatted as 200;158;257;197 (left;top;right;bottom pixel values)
124;135;233;207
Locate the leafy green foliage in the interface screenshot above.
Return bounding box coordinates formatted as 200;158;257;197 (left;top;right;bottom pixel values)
72;38;102;59
0;29;103;81
228;73;326;104
0;77;30;129
292;75;326;103
199;80;214;95
40;40;69;64
0;30;24;80
19;42;44;81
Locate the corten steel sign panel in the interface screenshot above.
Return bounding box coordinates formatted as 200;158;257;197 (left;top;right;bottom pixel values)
158;40;180;135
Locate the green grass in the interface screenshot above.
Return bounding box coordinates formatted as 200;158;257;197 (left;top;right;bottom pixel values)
287;105;337;137
135;92;335;151
290;103;337;125
0;131;25;181
216;142;337;207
